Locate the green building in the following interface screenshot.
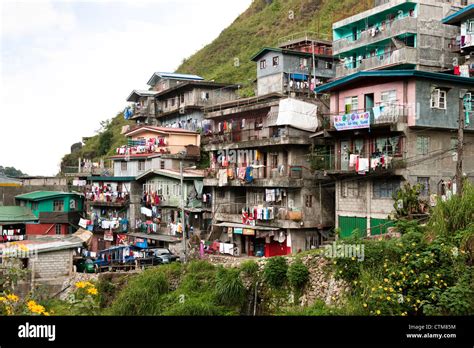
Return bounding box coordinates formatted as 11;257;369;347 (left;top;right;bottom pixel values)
15;191;85;217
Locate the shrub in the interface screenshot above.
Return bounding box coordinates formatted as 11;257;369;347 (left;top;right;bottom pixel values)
215;267;246;306
263;257;288;288
240;260;259;277
287;259;309;290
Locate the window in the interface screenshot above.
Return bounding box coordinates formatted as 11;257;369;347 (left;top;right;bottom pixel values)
373;179;400;199
380;90;397;105
260;59;266;69
55;224;62;235
53;200;64;212
430;88;447;109
31;202;39;211
180;94;185;103
171;98;175;107
354;139;365;155
375;136;401;156
138;160;146;171
254;118;263;130
305;195;313;208
299;58;308;67
325;61;333;69
270;154;278;169
164;100;168;108
217;190;225;199
272;56;279;66
416;136;430;155
160;160;165;170
121;161;128;171
417;177;430;196
468;19;474;34
341;181;359;198
344;96;358;113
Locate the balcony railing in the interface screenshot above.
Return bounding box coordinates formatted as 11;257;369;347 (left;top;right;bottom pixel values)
336;46;417;76
333;16;417;54
201;126;308;147
216;202;304;221
323;104;409;131
205;165;307;181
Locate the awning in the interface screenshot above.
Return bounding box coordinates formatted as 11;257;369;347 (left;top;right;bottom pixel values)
213;222;279;231
127;232;180;243
289;73;308;81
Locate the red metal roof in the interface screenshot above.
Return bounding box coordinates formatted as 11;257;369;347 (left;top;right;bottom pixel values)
125;126;199;137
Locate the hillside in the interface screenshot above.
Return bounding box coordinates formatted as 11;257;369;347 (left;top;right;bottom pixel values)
177;0;373;94
60;0;373;171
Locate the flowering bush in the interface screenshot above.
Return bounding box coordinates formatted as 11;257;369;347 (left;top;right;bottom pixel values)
0;293;50;316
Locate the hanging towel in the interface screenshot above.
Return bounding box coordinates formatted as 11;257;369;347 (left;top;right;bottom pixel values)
373;106;382;119
349;154;359;168
357;158;369;173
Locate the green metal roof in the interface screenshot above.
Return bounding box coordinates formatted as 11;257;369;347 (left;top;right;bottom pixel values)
88;176;135;182
250;47;314;61
15;191;83;201
315;70;474;93
442;4;474;25
0;206;38;223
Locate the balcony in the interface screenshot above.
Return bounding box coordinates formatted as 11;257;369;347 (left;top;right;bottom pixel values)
202;126;311;151
333;16;417;55
336;47;417;77
131;104;157;119
203;165;313;188
214;202;316;229
323;104;409;132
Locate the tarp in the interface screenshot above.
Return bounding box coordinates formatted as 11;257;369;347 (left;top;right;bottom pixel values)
276;98;318;132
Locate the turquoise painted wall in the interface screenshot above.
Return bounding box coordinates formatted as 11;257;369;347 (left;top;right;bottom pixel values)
24;195;84;217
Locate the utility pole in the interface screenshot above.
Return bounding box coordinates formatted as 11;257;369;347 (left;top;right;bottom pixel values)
180;161;187;263
456;93;465;196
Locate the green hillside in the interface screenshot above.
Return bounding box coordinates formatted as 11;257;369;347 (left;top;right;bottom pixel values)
60;0;372;172
177;0;373;94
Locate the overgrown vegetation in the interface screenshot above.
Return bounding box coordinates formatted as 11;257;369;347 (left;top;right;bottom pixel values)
287;259;309;291
263;256;288;288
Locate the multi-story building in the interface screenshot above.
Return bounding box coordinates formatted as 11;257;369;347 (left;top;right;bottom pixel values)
126;72;238;130
251;35;335;96
315;70;474;238
201;61;336;257
332;0;466;78
443;3;474;76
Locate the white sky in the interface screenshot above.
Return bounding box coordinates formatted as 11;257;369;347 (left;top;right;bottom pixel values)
0;0;252;176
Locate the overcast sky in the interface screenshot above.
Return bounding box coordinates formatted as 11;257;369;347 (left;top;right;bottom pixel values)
0;0;252;176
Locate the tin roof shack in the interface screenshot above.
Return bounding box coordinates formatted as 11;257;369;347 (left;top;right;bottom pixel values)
0;229;92;296
0;206;38;243
15;191;85;237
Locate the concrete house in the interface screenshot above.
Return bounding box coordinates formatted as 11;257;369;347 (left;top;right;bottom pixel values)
251;36;335;96
332;0;468;78
315;70;474;238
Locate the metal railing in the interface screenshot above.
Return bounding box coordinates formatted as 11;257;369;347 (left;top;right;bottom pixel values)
216;201;304;221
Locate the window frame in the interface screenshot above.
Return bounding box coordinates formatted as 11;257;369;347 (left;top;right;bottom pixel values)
417;177;430;197
55;224;62;235
138;160;146;171
305;195;313;208
121;161;128;171
373;179;400;199
53;199;64;212
416;136;430;156
430;88;447;110
260;59;266;69
341;180;359;198
272;56;279;67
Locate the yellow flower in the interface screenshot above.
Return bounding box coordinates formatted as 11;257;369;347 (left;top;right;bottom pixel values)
6;306;13;315
436;274;441;277
75;281;87;289
351;257;355;261
0;297;6;302
401;312;407;316
87;287;98;296
389;288;394;292
411;243;416;247
396;282;400;286
333;261;337;265
43;312;50;316
371;287;376;291
84;281;94;288
386;296;391;301
425;275;429;279
384;287;388;291
6;294;19;302
363;303;368;308
416;299;421;304
399;288;403;292
384;278;389;283
376;310;381;315
406;297;411;302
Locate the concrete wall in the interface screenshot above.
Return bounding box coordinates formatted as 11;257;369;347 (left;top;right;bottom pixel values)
21;177;67;186
0;185;69;206
29;249;74;280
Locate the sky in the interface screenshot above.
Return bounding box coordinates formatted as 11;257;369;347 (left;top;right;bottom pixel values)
0;0;252;176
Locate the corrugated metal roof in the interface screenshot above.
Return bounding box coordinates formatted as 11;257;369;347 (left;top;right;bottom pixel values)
442;4;474;24
136;168;204;181
126;89;159;102
0;175;22;187
147;72;204;86
15;191;84;201
127;232;180;243
88;176;135;182
124;125;199;136
0;206;38;223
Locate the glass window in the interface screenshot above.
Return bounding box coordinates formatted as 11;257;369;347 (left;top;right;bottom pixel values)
31;202;39;211
160;160;165;169
344;96;358;113
53;200;64;212
272;56;279;66
381;90;397;105
341;181;359;198
55;224;62;235
121;162;128;171
260;59;266;69
138;160;146;171
417;177;430;196
305;195;313;208
373;179;400;199
430;88;447;109
416;136;430;155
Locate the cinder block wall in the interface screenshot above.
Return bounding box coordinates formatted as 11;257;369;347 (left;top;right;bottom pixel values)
29;249;73;280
